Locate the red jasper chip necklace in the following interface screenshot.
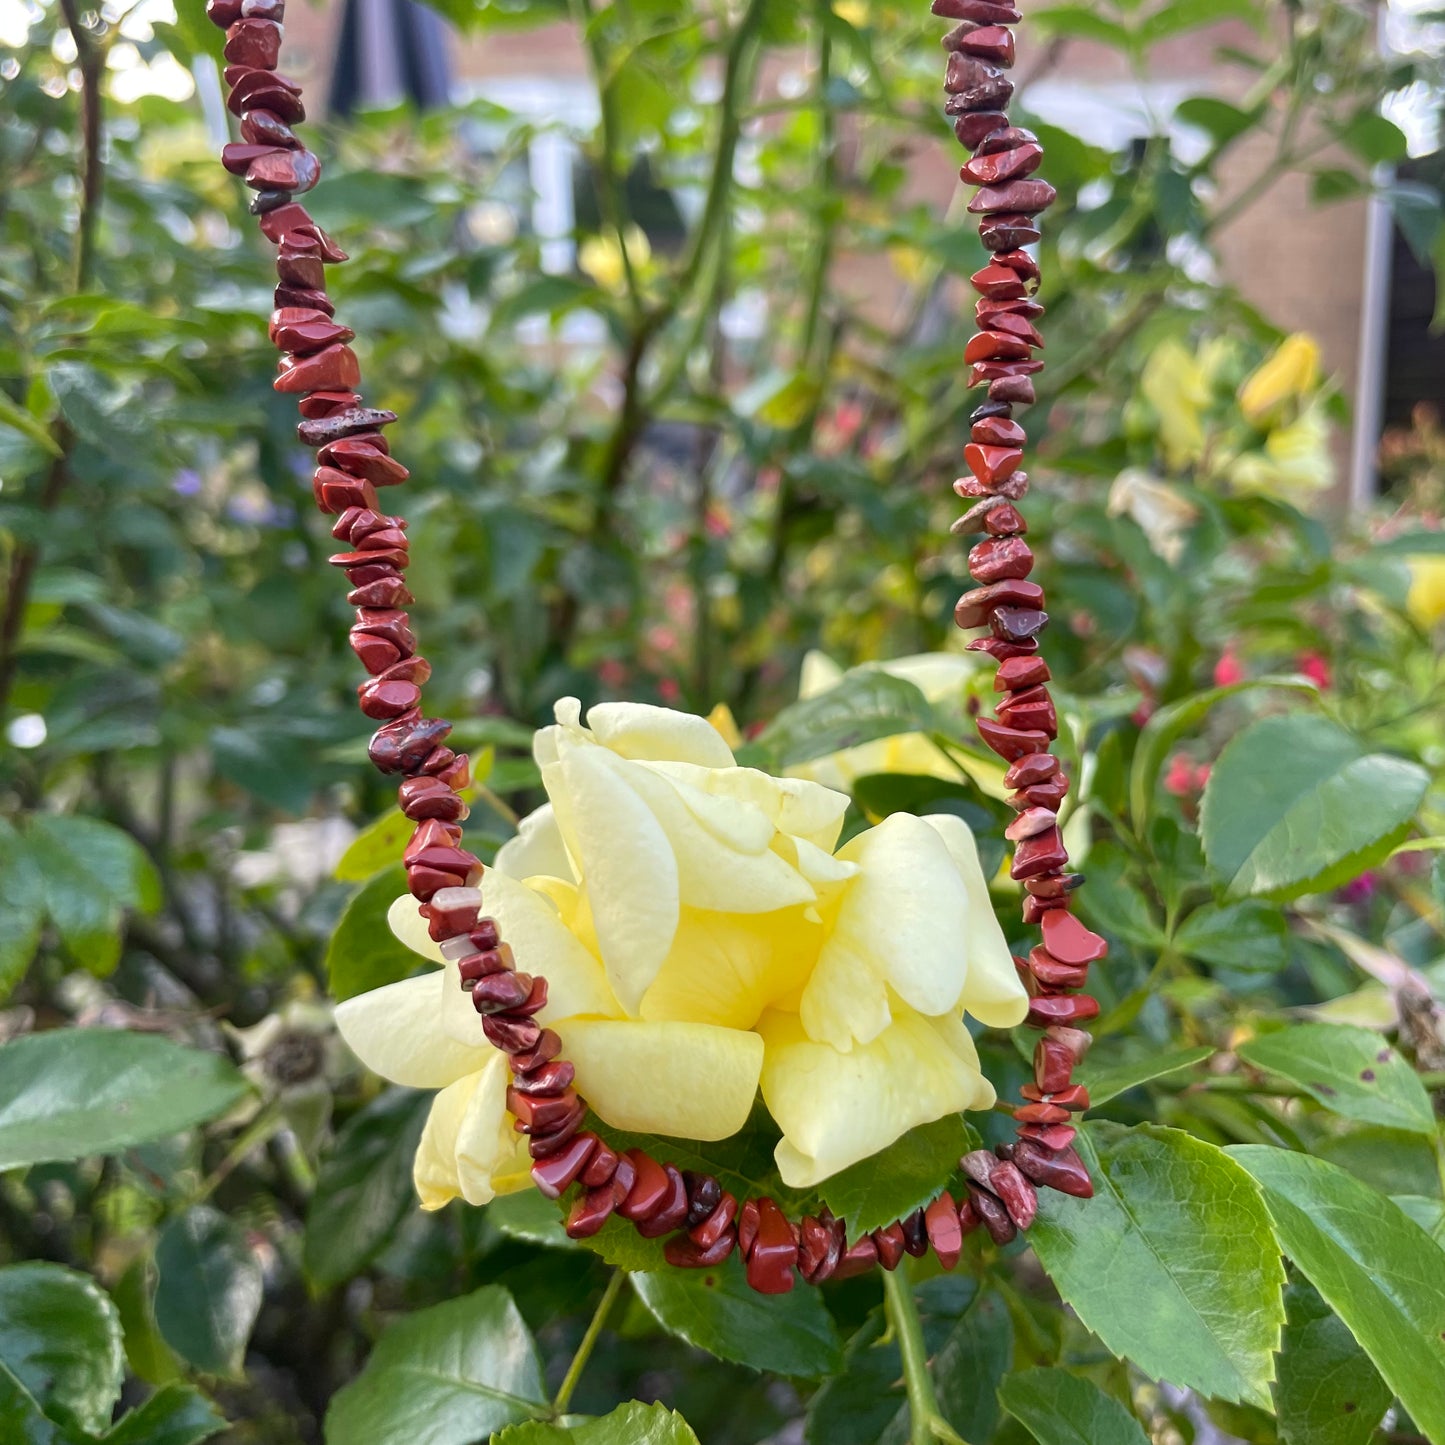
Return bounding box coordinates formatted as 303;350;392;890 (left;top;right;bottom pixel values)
205;0;1103;1294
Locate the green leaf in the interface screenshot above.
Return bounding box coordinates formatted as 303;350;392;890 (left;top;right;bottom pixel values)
103;1386;226;1445
0;1032;249;1171
1079;1045;1213;1106
486;1190;580;1252
303;1090;430;1288
1175;97;1261;148
0;1264;124;1434
816;1115;977;1240
153;1207;263;1379
0;393;61;459
1129;678;1317;835
998;1368;1150;1445
323;1286;546;1445
755;673;935;769
0;1362;66;1445
0;822;44;1001
630;1254;842;1378
1136;0;1259;44
1172;900;1290;977
335;811;413;883
1274;1279;1391;1445
805;1281;1009;1445
1311;168;1366;205
850;774;1007;880
1237;1023;1435;1134
1030;1124;1285;1409
1030;6;1131;47
1334;111;1408;166
493;1402;700;1444
325;864;421;1003
1392;1194;1445;1248
1230;1146;1445;1442
23;816;160;976
1199;716;1428;900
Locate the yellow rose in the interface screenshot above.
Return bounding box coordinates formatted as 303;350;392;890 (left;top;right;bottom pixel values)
1406;554;1445;630
335;700;1027;1204
787;651;1007;800
1239;333;1321;427
1229;404;1334;502
1140;339;1211;471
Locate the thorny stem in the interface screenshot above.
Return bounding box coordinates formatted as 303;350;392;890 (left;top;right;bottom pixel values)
552;1269;625;1417
882;1265;971;1445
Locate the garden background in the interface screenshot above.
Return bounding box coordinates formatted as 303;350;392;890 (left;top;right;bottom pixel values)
3;0;1445;1442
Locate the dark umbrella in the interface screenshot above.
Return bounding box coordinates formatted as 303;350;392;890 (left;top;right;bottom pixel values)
329;0;453;115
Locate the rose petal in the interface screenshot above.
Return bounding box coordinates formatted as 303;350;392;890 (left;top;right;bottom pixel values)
640;906;822;1030
919;814;1028;1028
495;802;576;883
559;1019;763;1141
387;894;447;965
585;699;737;768
798;934;892;1053
336;974;488;1088
759;1008;996;1189
412;1054;528;1209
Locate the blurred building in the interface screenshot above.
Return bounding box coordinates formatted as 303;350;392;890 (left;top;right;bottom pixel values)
273;3;1439;505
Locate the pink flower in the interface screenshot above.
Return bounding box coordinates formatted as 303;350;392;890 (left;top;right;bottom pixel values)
597;659;628;689
1338;872;1379;905
658;677;681;703
1213;648;1245;687
1297;651;1332;690
1164;755;1196;797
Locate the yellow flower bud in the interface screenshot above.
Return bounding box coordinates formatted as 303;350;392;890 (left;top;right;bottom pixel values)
1140;339;1211;471
1406;554;1445;630
1239;334;1321;426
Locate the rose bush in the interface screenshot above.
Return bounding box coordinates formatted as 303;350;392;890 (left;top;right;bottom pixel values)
337;699;1025;1199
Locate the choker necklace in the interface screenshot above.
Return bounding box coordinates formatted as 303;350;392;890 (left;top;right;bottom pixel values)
204;0;1103;1294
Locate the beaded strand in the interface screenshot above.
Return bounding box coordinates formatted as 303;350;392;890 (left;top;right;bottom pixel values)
204;0;1098;1296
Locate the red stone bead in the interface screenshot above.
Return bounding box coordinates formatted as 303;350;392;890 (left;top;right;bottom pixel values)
978;296;1045;323
924;1192;963;1270
1021;1082;1090;1111
1013;1141;1094;1199
581;1142;620;1189
976;718;1051;762
565;1184;617;1239
350;632;399;674
954;110;1009;149
932;2;1023;31
1012;827;1068;880
1041;909;1108;965
229;79;305;125
1005;807;1057;843
224;18;281;68
979;125;1040;155
531;1132;597;1199
457;947;514;986
968;1184;1016;1245
944;54;1013;111
956;23;1015;65
964;443;1024;486
241;108;298;147
1019;775;1070;810
368;713;451;776
955;579;1044;629
997;687;1058;737
299;406;397;447
1017;1122;1078;1152
664;1232;735;1268
1027;947;1089;991
746;1199;798;1295
617;1151;671;1222
983;503;1027;536
607;1156;638;1205
990;1161;1038;1230
969;536;1033;583
965;331;1033;364
738;1199;759;1257
956;470;1028;503
1025;994;1099;1028
797;1214;844;1284
1015;1102;1071;1126
979;214;1042;251
478;972;536;1017
961;141;1043;187
222;141;284;176
690;1193;738;1251
968;359;1045;388
359;679;421;720
990;375;1037;405
508;1087;578;1135
991;607;1049;643
207;0;243;24
323;437;410;487
832;1236;879;1282
274;344;360;394
981;312;1044;350
900;1209;930;1258
407;865;464;901
970;263;1028;301
683;1174;723;1229
996;656;1049;691
1034;1038;1074;1093
1002;752;1057;788
957;1193;981;1237
512;1060;575;1097
971;416;1027;448
636;1166;690;1238
257;200;314;242
872;1222;907;1271
528;1102;591;1159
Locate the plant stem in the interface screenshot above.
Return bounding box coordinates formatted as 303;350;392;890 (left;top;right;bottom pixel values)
882;1265;971;1445
552;1269;624;1417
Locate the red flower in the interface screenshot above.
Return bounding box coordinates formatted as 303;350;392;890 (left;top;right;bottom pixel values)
1213;648;1245;688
